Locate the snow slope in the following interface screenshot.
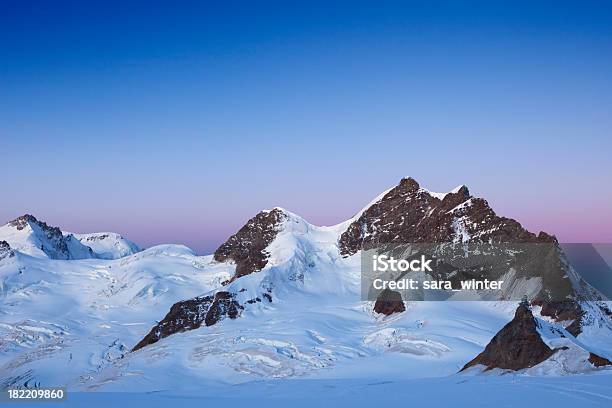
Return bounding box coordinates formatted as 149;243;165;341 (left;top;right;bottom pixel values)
26;375;612;408
72;232;141;259
0;245;230;390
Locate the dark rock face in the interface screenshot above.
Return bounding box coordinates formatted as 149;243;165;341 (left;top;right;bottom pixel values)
8;214;40;231
340;178;584;328
533;299;583;322
339;177;552;257
0;241;14;261
214;209;287;282
461;302;555;371
132;291;242;351
373;289;406;315
532;299;584;336
588;353;612;367
204;291;243;326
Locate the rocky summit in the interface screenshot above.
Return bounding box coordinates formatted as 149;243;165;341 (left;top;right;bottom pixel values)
339;177;553;257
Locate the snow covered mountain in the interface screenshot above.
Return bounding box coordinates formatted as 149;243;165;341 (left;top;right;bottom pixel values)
0;215;95;260
0;215;141;261
72;232;141;260
1;178;611;393
130;178;611;375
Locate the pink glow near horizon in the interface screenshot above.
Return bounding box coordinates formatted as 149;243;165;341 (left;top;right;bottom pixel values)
6;185;608;256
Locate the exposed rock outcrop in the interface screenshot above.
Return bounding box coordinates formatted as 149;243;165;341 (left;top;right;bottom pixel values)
532;299;584;336
132;291;242;351
589;353;612;367
461;302;555;371
8;214;42;231
461;301;612;372
373;289;406;315
0;240;14;261
214;208;287;282
339;177;552;257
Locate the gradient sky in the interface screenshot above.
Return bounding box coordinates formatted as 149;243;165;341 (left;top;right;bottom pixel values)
1;1;612;254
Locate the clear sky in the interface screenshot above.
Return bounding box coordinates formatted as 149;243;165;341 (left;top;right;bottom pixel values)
2;1;611;254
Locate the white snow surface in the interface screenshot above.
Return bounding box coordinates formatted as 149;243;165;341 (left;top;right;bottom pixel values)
72;232;141;259
31;375;612;408
0;194;611;400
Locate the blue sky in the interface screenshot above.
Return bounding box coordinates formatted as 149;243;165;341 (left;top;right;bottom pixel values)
1;1;612;253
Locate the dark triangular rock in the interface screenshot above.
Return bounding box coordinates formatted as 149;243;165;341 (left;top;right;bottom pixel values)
461;301;555;371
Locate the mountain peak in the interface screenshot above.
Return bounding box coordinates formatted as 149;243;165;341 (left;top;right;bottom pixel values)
8;214;42;230
2;214;93;260
264;207;299;219
449;184;470;197
338;177;546;256
460;302;555;371
398;177;420;191
8;213;63;238
214;208;289;281
396;178;471;201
